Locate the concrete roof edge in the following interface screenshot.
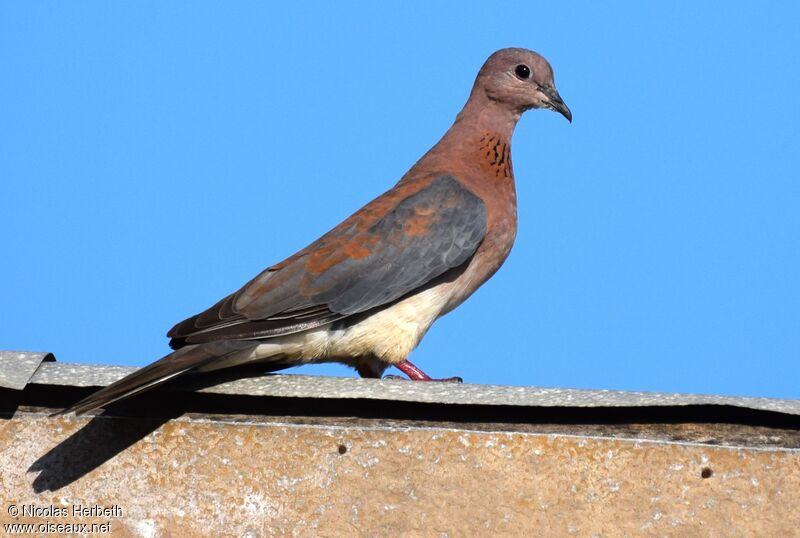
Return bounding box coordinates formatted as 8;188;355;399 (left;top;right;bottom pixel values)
1;351;797;416
0;350;55;390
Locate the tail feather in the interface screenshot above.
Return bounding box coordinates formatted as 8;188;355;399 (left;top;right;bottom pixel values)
55;344;233;416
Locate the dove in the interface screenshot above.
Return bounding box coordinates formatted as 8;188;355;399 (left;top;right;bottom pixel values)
60;47;570;414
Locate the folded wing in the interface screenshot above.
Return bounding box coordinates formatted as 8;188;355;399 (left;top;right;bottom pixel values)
168;175;487;347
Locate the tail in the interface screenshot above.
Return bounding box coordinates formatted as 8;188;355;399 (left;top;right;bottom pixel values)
55;344;239;416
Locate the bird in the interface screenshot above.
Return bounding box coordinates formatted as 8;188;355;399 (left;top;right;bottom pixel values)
59;47;571;415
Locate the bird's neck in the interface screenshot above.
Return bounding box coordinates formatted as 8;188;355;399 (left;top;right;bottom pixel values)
452;90;521;140
404;92;520;184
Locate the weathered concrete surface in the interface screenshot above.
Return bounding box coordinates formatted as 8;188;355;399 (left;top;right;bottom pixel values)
20;360;800;415
2;411;799;537
0;352;53;390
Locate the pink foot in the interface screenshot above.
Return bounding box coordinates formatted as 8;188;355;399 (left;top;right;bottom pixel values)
384;360;463;383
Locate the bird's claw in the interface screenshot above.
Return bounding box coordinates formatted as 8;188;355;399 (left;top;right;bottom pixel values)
382;374;463;383
384;360;463;383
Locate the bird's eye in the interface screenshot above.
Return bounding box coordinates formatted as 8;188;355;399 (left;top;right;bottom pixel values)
514;64;531;79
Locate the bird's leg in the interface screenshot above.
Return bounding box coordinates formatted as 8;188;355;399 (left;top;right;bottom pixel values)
385;359;463;383
356;363;382;378
356;355;390;379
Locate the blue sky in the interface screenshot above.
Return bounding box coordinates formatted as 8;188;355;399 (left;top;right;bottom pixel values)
2;2;798;398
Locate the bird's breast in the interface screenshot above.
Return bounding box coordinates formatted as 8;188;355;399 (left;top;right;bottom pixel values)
440;165;518;313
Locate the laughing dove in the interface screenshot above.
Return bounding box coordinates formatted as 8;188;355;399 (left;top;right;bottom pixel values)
61;48;571;414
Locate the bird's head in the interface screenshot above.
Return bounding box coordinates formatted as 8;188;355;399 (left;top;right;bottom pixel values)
475;48;571;122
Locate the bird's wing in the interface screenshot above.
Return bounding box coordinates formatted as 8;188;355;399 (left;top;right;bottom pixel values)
168;175;487;346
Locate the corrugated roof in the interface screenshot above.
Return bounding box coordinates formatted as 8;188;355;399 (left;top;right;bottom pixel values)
0;350;54;390
2;350;799;416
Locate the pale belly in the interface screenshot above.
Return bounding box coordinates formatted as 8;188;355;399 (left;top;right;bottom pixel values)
199;282;455;373
323;282;454;364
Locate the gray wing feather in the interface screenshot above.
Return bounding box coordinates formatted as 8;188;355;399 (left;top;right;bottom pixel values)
169;175;487;345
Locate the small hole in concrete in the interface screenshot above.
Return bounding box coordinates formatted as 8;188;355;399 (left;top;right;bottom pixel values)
337;444;347;455
701;467;713;479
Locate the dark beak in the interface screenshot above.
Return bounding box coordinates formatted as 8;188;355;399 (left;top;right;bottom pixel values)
541;85;572;123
